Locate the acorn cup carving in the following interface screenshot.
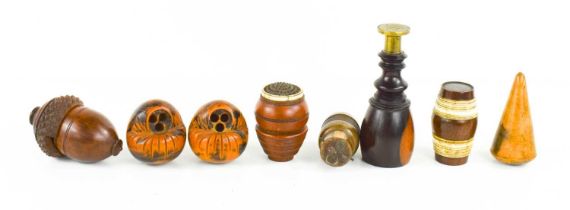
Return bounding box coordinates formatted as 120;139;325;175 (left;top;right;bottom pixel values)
29;96;122;163
319;113;360;167
255;82;309;162
188;100;248;164
126;99;186;165
491;72;536;165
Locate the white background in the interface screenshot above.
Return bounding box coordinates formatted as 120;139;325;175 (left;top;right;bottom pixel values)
1;0;569;209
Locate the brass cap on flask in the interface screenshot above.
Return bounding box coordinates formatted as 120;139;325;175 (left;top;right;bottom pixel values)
378;23;410;54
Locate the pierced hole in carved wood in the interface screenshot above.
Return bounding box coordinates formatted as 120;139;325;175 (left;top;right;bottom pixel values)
220;114;229;122
215;123;225;132
149;114;157;123
159;113;167;121
210;114;219;122
154;123;165;132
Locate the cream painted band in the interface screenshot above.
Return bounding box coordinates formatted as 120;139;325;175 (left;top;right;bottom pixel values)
433;97;477;121
433;134;473;158
261;89;304;102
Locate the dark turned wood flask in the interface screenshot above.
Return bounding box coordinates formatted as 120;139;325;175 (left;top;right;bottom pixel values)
432;82;477;166
127;99;186;165
360;24;414;168
29;96;122;163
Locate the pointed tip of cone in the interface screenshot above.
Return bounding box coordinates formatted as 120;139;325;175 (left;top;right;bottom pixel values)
515;72;526;83
511;72;527;92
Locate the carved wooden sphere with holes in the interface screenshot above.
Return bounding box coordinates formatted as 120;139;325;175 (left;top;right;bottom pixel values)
126;99;186;165
29;95;123;163
188;100;248;164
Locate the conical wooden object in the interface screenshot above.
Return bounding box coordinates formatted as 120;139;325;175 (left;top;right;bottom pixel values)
491;72;536;165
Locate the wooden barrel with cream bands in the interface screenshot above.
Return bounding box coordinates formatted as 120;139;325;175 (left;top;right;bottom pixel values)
432;81;477;166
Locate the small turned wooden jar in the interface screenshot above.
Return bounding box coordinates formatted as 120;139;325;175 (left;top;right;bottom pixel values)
432;82;477;166
29;96;122;163
319;113;360;167
126;99;186;165
189;100;248;164
255;82;309;162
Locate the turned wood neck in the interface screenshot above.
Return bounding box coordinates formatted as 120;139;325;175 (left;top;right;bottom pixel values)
369;51;410;110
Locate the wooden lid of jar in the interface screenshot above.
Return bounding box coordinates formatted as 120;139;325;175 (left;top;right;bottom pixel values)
439;81;474;101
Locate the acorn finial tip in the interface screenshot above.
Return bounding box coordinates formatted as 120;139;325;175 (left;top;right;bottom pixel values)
29;107;39;125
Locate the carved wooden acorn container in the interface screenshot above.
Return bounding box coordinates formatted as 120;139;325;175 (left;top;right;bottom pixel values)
432;82;477;166
255;82;309;162
29;96;122;163
189;100;248;164
319;113;360;167
127;99;186;165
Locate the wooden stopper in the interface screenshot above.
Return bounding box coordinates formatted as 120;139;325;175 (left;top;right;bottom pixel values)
432;81;477;166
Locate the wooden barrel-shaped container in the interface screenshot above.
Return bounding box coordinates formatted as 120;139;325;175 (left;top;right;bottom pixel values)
255;82;309;162
319;113;360;167
432;81;477;166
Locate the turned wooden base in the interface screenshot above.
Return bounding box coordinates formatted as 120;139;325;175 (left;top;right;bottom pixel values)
256;126;307;162
268;155;294;162
435;154;468;166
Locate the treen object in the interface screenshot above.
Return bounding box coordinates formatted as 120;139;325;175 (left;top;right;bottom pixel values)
189;100;248;164
29;96;122;163
127;99;186;165
360;23;415;167
491;72;536;165
255;82;309;162
319;113;360;167
432;82;477;166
